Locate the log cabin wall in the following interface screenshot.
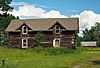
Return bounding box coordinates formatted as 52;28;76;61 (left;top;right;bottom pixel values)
9;32;21;48
49;23;77;47
7;19;78;48
42;31;54;47
6;18;79;48
8;31;53;48
60;31;76;47
8;31;36;48
8;31;77;48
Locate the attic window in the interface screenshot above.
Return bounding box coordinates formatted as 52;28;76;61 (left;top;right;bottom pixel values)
22;26;28;34
55;25;60;34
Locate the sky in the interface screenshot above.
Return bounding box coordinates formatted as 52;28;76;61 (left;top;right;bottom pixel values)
12;0;100;15
1;0;100;36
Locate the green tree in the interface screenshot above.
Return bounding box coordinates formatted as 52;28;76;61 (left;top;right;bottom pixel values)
93;22;100;46
0;14;19;45
76;37;84;46
83;27;95;41
35;32;44;46
0;0;13;13
0;0;19;45
82;22;100;46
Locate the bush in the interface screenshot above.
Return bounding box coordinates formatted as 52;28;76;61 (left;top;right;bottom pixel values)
33;46;78;55
77;46;88;51
77;46;100;51
35;32;44;46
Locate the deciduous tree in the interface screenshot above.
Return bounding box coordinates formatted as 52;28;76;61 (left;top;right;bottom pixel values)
82;22;100;46
0;0;19;45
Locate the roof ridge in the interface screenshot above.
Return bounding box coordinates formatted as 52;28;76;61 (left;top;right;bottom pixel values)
6;18;79;32
12;18;79;21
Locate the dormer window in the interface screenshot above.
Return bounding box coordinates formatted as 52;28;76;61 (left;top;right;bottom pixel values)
55;25;60;34
22;26;28;34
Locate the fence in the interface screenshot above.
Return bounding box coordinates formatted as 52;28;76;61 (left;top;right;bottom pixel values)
81;42;96;47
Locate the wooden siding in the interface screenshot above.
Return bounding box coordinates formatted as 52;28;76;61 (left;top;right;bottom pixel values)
8;30;76;48
8;23;77;48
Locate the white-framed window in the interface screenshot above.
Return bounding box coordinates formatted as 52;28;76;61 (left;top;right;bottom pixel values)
71;39;74;44
55;25;60;34
22;38;28;48
22;26;28;34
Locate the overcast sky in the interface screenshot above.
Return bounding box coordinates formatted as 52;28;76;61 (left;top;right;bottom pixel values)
2;0;100;36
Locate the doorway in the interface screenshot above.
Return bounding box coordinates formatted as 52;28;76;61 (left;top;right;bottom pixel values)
53;38;60;47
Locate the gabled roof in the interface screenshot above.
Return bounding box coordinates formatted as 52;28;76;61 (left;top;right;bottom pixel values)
5;18;79;32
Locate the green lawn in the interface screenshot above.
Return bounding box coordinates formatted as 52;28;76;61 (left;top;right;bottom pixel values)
0;46;100;68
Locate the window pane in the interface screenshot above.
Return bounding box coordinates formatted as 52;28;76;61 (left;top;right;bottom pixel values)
56;25;60;29
22;26;28;34
23;44;26;46
24;27;26;29
23;39;26;43
24;27;27;33
56;30;60;34
55;25;60;34
24;30;26;33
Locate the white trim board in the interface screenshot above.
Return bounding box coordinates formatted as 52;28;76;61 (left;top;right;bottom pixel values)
22;38;28;48
53;38;60;47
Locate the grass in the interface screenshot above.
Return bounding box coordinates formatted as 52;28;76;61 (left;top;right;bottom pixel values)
0;46;100;68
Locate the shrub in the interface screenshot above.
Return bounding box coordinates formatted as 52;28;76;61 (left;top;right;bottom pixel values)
77;46;100;51
33;46;78;55
77;46;88;51
35;32;44;46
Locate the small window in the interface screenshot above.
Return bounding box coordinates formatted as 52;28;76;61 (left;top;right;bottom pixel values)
22;38;28;48
55;25;60;34
23;39;27;46
72;39;74;44
22;26;28;34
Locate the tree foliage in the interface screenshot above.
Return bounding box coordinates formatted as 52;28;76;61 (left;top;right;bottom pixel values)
35;32;44;46
0;0;19;45
0;0;13;13
82;22;100;46
0;14;19;45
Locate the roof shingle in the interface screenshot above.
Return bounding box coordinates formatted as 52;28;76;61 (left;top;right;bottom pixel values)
5;18;79;32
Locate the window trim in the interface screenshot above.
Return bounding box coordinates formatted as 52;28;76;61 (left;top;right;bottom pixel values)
53;38;60;47
55;25;60;34
71;39;74;44
22;38;28;48
22;26;28;35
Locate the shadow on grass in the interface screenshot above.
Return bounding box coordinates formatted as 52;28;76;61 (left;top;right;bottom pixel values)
92;60;100;65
